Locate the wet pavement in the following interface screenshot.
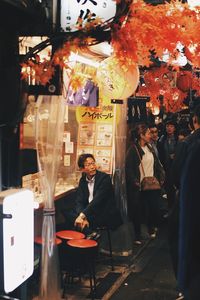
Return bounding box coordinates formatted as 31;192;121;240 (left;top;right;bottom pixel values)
110;238;178;300
59;223;179;300
23;223;179;300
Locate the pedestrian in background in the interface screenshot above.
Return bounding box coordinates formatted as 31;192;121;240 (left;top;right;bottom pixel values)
178;140;200;300
157;119;178;210
149;123;159;157
126;123;165;245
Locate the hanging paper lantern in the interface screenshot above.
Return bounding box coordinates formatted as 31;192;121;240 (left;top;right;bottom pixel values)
176;71;192;92
97;56;139;100
60;0;117;32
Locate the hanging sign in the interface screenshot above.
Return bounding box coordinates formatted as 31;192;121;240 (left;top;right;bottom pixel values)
60;0;117;32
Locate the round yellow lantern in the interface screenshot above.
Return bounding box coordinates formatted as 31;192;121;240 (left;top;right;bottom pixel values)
97;56;139;100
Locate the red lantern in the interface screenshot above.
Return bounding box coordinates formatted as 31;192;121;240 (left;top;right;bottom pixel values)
176;71;192;92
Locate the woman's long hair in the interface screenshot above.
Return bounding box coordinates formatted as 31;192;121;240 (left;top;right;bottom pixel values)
130;123;149;143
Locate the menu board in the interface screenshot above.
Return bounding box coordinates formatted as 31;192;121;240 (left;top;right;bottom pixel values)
77;122;114;173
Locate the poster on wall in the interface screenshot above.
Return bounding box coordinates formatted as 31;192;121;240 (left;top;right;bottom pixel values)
76;101;116;174
67;79;99;107
79;123;96;145
63;63;99;107
94;149;112;172
96;124;113;147
77;122;114;173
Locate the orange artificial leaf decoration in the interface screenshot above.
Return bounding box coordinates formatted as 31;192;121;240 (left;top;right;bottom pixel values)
21;0;200;112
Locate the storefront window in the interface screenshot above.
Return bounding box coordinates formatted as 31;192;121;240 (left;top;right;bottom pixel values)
20;96;81;204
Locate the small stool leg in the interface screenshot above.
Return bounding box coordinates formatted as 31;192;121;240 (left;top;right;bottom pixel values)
91;262;97;295
66;239;98;298
106;228;114;271
89;269;94;300
88;261;96;300
62;271;74;298
62;272;67;298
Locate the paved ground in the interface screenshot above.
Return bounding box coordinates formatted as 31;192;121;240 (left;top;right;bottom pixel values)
110;238;178;300
58;224;179;300
6;223;179;300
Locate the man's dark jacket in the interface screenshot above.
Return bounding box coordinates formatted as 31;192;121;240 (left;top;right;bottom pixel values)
157;133;178;172
75;170;117;227
172;128;200;188
178;140;200;295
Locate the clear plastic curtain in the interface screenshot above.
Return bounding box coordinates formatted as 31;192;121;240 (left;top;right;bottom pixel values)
113;101;128;220
35;95;65;300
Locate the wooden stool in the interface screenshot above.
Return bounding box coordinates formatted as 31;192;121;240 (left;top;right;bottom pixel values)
56;230;85;241
63;239;98;299
56;230;86;286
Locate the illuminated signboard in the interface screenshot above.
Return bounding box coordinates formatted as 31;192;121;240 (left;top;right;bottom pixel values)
60;0;117;32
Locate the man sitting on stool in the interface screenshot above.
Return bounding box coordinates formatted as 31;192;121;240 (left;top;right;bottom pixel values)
74;153;115;239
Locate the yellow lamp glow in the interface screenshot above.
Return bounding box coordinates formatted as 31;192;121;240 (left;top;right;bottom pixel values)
97;57;139;100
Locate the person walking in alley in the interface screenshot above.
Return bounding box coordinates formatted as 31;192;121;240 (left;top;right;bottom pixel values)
157;119;178;210
125;123;165;245
168;104;200;298
178;139;200;300
149;123;159;157
172;105;200;189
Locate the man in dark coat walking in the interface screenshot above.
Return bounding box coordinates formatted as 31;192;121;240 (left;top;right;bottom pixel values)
172;105;200;188
170;105;200;298
178;140;200;299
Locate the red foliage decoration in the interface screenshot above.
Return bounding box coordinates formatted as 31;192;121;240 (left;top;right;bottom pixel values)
137;66;188;112
192;74;200;93
176;71;193;92
137;67;200;112
112;0;200;68
21;0;200;112
21;58;55;85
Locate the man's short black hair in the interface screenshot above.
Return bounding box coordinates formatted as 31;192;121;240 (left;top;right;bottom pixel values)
178;128;190;137
149;123;157;130
78;153;95;169
165;119;177;127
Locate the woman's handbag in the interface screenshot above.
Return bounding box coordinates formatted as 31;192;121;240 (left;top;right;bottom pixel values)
141;176;161;191
134;145;161;191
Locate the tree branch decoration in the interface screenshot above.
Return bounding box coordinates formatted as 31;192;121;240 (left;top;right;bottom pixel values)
21;0;200;111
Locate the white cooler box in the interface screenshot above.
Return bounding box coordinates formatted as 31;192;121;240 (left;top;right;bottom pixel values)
0;189;34;294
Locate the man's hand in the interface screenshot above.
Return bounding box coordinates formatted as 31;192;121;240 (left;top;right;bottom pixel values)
74;215;89;230
82;219;89;230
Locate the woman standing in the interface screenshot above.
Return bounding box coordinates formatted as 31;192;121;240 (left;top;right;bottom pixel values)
126;123;165;244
